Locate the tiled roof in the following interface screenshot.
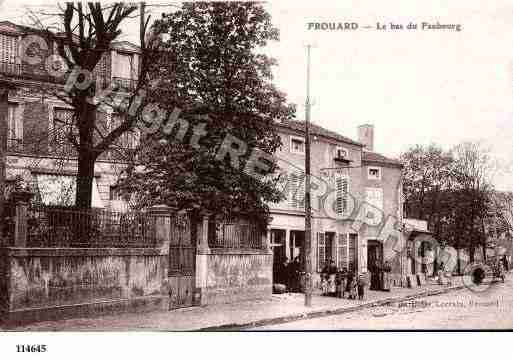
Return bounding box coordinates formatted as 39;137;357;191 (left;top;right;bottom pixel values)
362;151;403;167
275;119;363;147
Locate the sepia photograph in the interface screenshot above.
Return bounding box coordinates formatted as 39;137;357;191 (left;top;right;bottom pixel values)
1;1;513;351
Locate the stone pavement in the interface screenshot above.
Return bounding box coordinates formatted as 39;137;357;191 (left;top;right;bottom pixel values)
5;279;467;331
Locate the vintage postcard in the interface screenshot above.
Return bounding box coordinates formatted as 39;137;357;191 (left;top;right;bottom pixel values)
0;1;512;351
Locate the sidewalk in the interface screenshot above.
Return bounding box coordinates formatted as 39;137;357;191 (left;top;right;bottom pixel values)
5;279;467;331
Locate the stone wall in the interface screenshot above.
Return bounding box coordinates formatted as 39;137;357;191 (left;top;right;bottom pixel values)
199;249;272;305
0;247;169;325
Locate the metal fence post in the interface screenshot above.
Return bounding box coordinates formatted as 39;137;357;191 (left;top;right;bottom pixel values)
13;197;29;248
194;213;211;306
197;215;211;254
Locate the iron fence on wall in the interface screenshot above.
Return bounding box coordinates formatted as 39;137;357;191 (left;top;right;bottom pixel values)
208;217;265;250
25;205;158;248
1;202;16;246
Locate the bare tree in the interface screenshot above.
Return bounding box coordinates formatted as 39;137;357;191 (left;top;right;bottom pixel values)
28;2;158;208
451;141;496;263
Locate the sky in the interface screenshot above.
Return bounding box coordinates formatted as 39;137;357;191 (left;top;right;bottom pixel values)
1;0;513;190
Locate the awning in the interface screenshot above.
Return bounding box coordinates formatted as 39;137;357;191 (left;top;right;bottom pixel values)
34;174;104;208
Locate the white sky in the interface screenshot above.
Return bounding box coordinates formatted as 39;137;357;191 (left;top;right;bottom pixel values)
1;0;513;190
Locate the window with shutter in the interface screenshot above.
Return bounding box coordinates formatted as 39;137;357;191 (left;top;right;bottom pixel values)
335;173;349;215
317;232;326;272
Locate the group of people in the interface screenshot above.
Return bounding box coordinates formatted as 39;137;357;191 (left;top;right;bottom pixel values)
274;256;303;293
369;260;392;291
320;260;370;300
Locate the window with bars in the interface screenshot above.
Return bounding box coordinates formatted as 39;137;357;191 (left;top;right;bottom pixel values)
335;173;349;215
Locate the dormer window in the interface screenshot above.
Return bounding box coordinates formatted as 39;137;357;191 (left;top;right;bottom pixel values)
290;136;305;154
368;166;381;180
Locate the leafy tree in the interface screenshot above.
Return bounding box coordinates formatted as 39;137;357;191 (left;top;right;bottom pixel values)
119;2;295;227
400;144;454;243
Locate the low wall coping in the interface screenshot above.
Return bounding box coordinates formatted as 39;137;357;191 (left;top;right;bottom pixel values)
208;248;272;256
0;247;164;257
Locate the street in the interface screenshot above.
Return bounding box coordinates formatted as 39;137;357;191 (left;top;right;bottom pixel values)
257;278;513;330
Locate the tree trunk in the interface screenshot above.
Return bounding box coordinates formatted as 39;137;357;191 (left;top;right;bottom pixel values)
456;246;461;275
469;246;475;263
75;105;97;209
75;150;95;209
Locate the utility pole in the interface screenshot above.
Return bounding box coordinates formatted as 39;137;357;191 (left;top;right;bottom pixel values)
303;44;313;307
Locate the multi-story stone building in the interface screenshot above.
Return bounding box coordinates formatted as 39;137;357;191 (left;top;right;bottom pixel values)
0;21;139;211
269;120;411;287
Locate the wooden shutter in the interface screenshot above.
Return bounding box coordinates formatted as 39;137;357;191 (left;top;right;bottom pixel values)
317;232;325;272
348;233;357;272
289;172;305;209
335;174;348;215
289;173;298;208
0;33;18;64
336;233;348;270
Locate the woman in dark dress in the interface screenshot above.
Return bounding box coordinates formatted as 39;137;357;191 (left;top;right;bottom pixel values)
346;270;357;299
382;261;392;291
288;256;301;292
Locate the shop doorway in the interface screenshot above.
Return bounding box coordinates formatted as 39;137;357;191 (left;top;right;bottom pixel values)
271;229;287;284
367;240;383;290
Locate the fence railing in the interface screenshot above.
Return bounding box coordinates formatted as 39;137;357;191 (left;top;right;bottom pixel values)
0;60;111;88
2;201;268;251
1;202;16;246
25;205;158;248
208;218;265;250
112;76;137;92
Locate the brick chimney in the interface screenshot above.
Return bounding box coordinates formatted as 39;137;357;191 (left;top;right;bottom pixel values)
358;124;374;152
